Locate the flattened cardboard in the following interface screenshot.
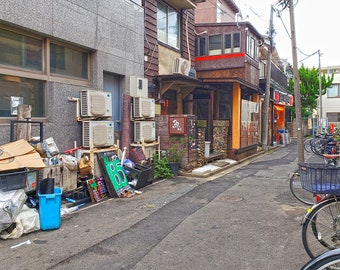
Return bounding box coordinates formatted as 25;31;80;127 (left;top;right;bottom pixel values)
0;152;45;172
0;139;34;160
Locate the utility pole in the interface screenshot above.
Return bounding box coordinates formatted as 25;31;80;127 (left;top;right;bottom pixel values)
262;5;274;149
289;0;304;162
318;50;322;133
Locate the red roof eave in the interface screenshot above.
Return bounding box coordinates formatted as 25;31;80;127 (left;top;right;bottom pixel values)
195;52;246;62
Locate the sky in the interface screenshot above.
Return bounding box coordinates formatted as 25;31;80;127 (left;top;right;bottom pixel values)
233;0;340;68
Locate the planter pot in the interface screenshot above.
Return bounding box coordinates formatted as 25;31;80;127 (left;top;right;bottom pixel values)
168;162;179;176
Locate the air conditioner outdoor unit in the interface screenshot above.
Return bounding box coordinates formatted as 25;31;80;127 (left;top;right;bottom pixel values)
129;76;148;98
173;57;190;76
80;90;112;118
82;121;114;148
134;121;156;143
133;97;155;118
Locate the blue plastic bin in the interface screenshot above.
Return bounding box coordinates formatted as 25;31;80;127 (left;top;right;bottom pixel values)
38;187;62;230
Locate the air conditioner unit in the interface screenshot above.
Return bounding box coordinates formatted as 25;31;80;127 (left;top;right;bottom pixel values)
82;121;114;148
133;97;155;118
129;76;148;98
80;90;112;118
134;121;156;143
173;57;190;76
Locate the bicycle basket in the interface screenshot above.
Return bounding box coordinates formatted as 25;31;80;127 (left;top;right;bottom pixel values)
298;163;340;194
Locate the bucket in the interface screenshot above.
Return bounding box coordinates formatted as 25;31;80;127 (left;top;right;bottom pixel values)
204;141;211;158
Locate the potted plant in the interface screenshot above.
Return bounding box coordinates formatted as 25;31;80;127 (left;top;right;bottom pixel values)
152;153;174;179
166;136;186;176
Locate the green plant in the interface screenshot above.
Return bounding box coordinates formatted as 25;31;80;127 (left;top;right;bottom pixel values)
152;153;173;179
166;136;186;163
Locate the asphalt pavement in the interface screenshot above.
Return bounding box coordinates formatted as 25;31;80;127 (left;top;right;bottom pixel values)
0;140;323;270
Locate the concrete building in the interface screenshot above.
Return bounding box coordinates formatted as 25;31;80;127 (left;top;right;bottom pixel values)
320;66;340;129
0;0;145;151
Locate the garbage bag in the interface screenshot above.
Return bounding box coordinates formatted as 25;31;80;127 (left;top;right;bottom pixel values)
0;189;27;231
0;205;40;239
59;154;78;171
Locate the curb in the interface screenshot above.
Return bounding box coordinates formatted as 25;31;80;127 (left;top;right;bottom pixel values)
178;149;269;178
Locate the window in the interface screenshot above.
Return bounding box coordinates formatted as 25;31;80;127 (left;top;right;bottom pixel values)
157;2;180;49
0;75;45;117
217;1;223;23
209;35;222;55
246;35;257;59
224;33;240;54
0;28;43;71
327;84;340;98
0;26;91;119
327;112;340;122
195;37;206;56
259;61;266;78
50;43;89;79
233;33;240;52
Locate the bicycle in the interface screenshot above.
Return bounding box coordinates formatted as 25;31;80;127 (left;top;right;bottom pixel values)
301;248;340;269
290;169;315;206
289;154;340;206
299;162;340;259
304;133;339;156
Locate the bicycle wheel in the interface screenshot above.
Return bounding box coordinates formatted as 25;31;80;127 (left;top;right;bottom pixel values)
301;250;340;270
289;169;314;205
311;139;325;156
304;138;313;153
302;197;340;259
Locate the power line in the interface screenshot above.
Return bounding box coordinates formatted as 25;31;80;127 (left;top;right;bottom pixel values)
275;6;319;63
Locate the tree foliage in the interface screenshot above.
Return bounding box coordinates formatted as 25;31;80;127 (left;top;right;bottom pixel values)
287;65;334;117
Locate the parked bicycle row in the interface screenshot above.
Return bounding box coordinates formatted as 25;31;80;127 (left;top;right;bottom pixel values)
304;132;339;160
290;134;340;269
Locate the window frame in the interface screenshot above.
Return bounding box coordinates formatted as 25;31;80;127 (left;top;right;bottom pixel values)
0;26;45;75
0;26;91;121
327;84;340;98
49;40;90;81
224;32;240;54
157;1;180;50
326;112;340;122
196;32;242;56
246;35;257;59
208;34;222;56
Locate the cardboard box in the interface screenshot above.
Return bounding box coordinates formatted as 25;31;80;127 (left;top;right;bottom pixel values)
0;140;45;172
0;139;34;160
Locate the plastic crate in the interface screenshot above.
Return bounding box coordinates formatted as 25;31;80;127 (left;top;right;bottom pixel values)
38;187;62;230
298;163;340;194
0;169;28;192
124;163;153;189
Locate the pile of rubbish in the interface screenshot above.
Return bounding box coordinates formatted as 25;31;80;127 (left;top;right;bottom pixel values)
0;139;153;239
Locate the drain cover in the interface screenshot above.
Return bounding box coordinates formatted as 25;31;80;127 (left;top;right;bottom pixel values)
221;195;243;202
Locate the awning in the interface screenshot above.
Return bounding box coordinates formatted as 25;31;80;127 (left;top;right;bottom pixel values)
156;74;202;98
167;0;205;9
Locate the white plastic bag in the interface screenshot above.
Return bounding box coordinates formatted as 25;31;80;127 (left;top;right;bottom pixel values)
0;189;27;231
0;205;40;239
59;154;78;171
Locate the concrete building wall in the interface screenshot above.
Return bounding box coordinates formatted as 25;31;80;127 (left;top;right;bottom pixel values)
0;0;145;151
321;72;340;124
